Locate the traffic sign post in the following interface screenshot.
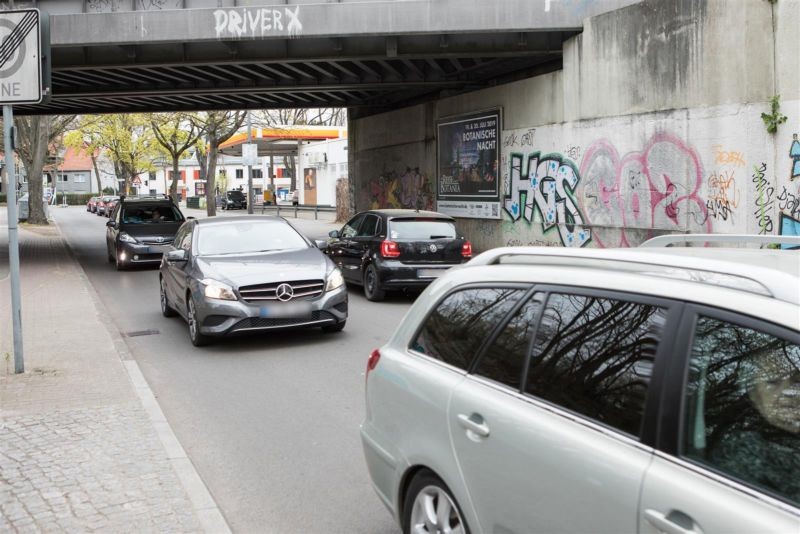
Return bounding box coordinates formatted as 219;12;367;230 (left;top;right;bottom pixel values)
1;8;44;374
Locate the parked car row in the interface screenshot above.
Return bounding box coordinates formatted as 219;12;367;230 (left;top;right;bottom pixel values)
87;195;119;216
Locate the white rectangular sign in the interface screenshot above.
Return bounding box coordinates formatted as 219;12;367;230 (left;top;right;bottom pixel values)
242;143;258;166
0;9;42;105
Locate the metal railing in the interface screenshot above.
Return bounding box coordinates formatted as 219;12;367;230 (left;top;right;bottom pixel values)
256;202;336;220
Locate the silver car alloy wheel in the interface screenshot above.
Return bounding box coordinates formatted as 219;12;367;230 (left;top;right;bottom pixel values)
409;485;465;534
160;279;168;313
188;298;198;339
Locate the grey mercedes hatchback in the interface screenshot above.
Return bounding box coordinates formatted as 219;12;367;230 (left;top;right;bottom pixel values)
159;216;347;346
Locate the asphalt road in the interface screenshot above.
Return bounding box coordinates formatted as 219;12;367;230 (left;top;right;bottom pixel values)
53;206;406;534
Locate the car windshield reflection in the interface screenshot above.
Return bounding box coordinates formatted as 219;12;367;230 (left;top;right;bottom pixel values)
197;221;309;256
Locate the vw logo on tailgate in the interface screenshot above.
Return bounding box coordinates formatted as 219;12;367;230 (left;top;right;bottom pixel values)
275;283;294;302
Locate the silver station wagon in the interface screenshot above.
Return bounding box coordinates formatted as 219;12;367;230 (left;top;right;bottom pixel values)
361;235;800;534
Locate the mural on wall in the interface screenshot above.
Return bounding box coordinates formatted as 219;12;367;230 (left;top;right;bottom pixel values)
791;134;800;180
503;152;591;247
579;132;711;247
362;166;434;211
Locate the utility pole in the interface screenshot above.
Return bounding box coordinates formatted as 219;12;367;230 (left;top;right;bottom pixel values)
246;112;253;214
4;105;24;373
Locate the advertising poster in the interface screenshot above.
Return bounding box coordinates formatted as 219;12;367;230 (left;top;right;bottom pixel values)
303;167;317;205
436;109;502;219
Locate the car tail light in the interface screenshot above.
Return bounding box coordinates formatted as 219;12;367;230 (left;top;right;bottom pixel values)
380;240;401;258
462;241;473;258
366;349;381;383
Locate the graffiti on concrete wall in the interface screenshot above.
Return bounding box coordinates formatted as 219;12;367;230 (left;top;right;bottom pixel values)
214;6;303;38
705;169;740;223
579;132;711;247
363;166;434;211
751;163;775;235
791;134;800;180
778;185;800;219
503;152;591;247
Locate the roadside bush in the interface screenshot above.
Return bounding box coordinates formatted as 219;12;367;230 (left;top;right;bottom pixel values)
54;193;96;206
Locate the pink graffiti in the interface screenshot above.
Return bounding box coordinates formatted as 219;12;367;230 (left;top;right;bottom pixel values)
579;132;711;247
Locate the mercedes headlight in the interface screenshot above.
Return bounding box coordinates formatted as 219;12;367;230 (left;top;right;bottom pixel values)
119;232;137;244
202;279;237;301
326;269;345;291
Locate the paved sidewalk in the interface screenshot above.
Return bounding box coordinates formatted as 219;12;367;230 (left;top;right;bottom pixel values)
0;209;228;533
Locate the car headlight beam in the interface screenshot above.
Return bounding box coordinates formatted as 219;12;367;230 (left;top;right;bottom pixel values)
326;269;345;292
202;279;237;301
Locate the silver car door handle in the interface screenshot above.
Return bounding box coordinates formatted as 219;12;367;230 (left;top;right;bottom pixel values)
644;510;703;534
457;414;490;437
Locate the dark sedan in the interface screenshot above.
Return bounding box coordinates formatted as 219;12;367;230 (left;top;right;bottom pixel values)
221;190;247;210
106;197;185;270
326;209;472;301
159;216;347;346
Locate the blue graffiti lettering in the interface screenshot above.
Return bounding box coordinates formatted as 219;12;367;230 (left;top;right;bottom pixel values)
503;152;591;247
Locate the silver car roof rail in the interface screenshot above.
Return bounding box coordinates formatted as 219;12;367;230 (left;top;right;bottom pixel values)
465;246;800;305
640;234;800;248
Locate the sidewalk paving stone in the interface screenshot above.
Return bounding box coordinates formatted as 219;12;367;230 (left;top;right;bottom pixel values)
0;208;219;533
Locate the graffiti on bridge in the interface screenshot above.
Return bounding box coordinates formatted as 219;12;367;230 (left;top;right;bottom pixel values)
791;134;800;181
503;152;591;248
751;163;774;235
579;132;711;247
364;166;434;211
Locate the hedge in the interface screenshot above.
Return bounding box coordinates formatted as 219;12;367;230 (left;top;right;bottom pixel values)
53;193;96;206
0;193;99;205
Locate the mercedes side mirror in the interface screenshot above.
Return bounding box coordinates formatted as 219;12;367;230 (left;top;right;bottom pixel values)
106;220;116;228
166;249;188;263
315;239;329;250
328;230;340;239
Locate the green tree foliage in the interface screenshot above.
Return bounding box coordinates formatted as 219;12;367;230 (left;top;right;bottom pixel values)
150;112;203;203
191;111;247;216
65;114;159;195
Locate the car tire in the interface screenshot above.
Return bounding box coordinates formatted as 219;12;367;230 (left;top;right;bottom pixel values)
403;471;470;534
187;295;210;347
322;320;346;333
364;264;386;302
160;277;177;318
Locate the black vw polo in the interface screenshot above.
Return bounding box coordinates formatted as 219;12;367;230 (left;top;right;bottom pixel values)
325;209;472;301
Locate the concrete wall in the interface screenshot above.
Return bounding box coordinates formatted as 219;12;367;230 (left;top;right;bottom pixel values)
349;0;800;249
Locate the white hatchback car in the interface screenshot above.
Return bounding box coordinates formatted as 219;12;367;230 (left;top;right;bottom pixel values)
361;235;800;534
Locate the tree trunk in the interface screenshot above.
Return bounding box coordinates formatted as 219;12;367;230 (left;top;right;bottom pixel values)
23;117;49;225
90;153;103;195
205;141;219;217
286;152;297;192
170;155;180;203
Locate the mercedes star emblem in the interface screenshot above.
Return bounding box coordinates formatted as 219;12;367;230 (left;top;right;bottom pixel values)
428;244;438;252
275;283;294;302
